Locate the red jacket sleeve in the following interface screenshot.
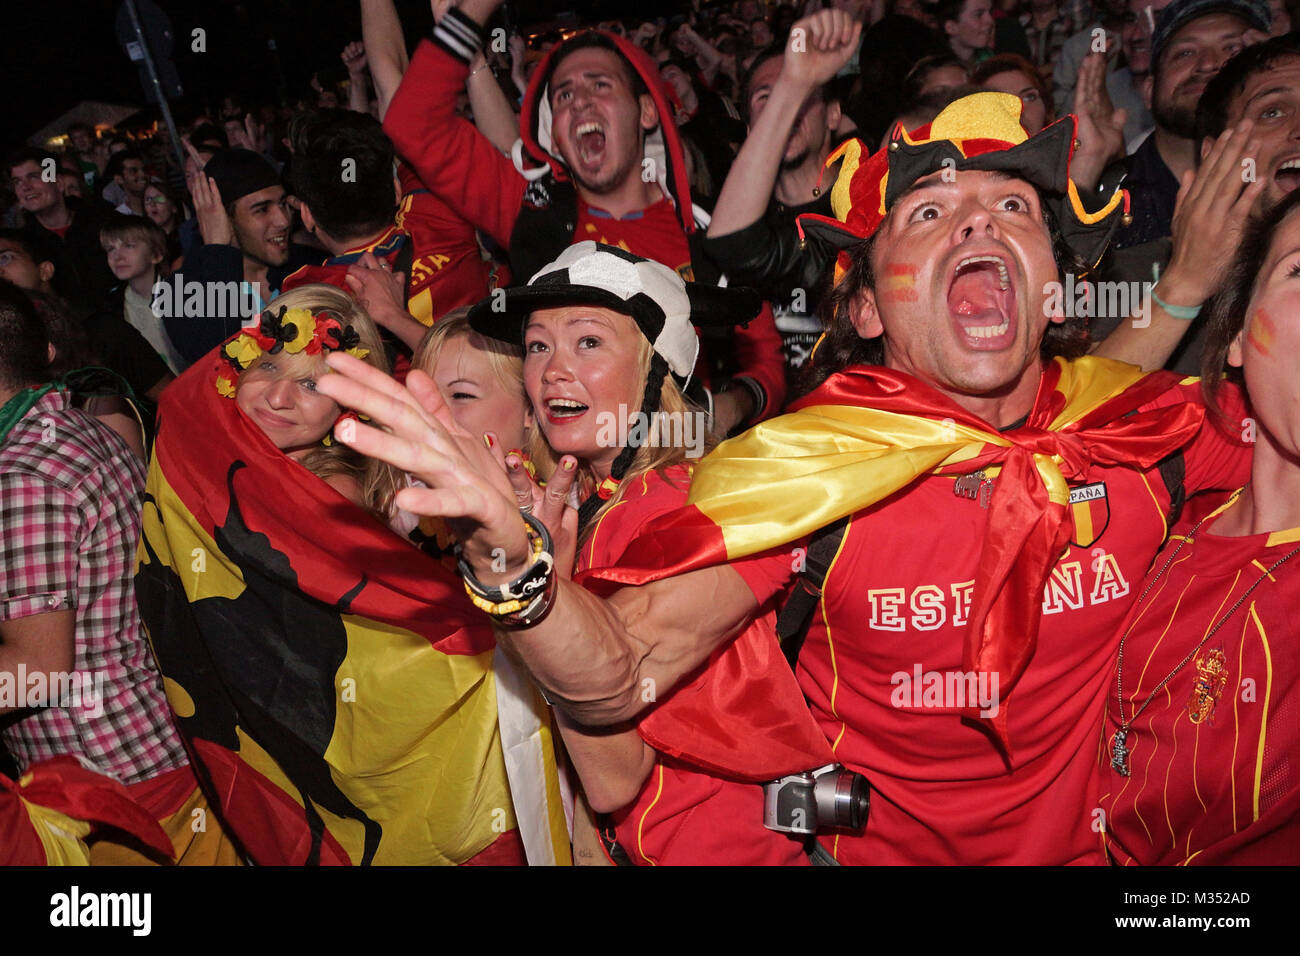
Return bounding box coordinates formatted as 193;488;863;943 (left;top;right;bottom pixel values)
384;39;526;250
729;301;787;421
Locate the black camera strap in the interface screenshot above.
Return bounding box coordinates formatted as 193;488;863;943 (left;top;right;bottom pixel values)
774;517;850;670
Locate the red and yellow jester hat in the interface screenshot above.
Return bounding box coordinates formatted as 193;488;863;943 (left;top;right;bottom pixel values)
798;92;1130;281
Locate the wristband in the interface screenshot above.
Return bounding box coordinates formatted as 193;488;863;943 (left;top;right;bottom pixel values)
459;511;556;626
432;7;487;65
1150;284;1203;321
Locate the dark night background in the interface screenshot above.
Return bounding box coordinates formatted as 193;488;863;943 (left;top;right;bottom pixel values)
3;0;692;151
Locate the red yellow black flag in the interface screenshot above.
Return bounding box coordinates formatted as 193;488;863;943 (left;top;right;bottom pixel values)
135;348;569;865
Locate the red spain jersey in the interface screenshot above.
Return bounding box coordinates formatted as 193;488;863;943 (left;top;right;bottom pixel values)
395;163;499;321
579;465;809;866
1101;491;1300;865
283;164;495;324
730;380;1248;864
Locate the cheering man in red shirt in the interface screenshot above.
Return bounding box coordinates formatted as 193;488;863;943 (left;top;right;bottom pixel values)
384;0;785;434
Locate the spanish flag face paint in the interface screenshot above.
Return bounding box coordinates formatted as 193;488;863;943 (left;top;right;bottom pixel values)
1233;209;1300;462
867;170;1062;406
1246;307;1277;358
879;263;919;303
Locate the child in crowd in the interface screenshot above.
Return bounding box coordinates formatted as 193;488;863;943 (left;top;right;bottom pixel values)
97;215;187;377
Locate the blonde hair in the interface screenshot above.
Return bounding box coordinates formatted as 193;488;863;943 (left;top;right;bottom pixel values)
241;283;402;519
412;307;536;451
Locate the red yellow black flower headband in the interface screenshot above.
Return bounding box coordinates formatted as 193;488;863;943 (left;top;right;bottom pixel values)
215;305;370;398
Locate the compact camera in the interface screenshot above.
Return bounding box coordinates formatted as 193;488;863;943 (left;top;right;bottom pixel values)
762;763;870;835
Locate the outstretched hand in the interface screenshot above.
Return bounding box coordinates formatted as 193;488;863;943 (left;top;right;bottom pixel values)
316;351;531;581
1162;120;1265;307
1069;52;1126;192
185;140;235;247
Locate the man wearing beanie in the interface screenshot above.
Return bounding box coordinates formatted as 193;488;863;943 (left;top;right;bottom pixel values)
164;148;319;365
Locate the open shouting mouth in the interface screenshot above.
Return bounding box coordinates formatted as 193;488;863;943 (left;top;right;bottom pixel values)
573;120;607;169
947;253;1017;349
544;396;589;424
1275;156;1300;196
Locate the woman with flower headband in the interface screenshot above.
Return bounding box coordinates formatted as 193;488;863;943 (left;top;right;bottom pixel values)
1100;191;1300;865
319;242;829;865
216;284;400;518
136;281;571;865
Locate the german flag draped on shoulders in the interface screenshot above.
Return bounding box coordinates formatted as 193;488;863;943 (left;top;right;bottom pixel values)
134;339;569;866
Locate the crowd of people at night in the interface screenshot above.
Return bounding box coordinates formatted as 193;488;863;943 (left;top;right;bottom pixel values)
1;0;1298;867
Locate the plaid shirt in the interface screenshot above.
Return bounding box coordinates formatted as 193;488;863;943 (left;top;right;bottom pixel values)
0;390;188;784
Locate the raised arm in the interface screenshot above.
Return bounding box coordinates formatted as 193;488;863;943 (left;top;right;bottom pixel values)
314;352;760;724
466;52;522;155
677;23;723;87
707;9;860;239
360;0;411;118
383;0;525;247
1093;121;1262;370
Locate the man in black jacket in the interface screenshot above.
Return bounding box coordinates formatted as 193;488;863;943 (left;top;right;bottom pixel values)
7;148;117;312
166;148;318;363
704;9;861;385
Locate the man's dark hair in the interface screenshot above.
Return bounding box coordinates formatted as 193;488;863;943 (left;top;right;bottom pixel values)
547;31;650;102
933;0;967;30
0;281;51;390
0;228;57;267
104;148;144;184
26;288;97;376
740;42;831;122
1195;32;1300;142
1200;187;1300;427
287;109;397;243
5;147;57;179
799;192;1090;398
188;123;229;152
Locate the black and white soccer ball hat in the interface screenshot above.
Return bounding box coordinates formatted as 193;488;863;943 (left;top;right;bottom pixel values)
467;241;762;390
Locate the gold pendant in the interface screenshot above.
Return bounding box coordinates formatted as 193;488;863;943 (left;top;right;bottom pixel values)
1187;648;1229;724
